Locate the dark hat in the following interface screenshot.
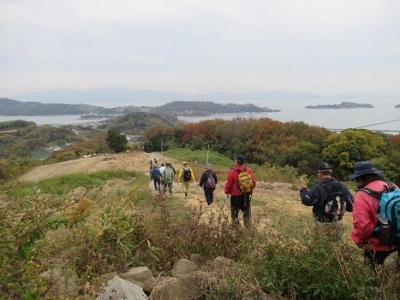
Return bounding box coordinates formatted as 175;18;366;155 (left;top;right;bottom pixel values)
349;161;383;179
316;162;331;171
236;154;245;165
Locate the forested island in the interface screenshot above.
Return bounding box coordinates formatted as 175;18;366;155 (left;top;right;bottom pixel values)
305;102;374;109
0;98;278;116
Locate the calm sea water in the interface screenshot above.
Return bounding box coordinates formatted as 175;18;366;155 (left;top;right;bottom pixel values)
1;98;399;133
178;98;400;133
0;115;108;126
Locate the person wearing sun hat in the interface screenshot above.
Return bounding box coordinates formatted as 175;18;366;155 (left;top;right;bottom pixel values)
300;161;354;239
350;161;399;266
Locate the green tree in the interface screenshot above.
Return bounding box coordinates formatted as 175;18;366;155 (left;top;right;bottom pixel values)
322;129;387;179
106;129;128;153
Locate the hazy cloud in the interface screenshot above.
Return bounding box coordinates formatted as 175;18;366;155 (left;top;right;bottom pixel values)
1;0;399;97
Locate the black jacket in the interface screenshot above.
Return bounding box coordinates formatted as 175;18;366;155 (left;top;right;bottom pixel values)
199;170;218;191
300;177;354;222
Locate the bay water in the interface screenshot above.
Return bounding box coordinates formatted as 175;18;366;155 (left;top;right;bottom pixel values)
1;98;399;133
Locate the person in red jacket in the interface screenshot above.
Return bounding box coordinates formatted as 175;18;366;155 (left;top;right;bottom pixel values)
224;154;256;227
349;161;399;266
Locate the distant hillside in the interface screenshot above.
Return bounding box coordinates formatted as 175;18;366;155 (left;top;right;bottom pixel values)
97;112;181;134
0;98;119;116
304;102;374;109
0;98;276;116
149;101;280;116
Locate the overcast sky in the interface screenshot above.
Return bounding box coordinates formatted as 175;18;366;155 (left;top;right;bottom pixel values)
1;0;399;98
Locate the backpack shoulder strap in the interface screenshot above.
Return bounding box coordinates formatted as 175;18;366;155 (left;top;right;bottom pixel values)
319;180;338;191
357;181;395;199
357;187;381;199
385;182;396;192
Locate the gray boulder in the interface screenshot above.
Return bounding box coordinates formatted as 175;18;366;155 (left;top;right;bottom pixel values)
150;272;208;300
119;266;156;293
97;276;148;300
170;258;199;278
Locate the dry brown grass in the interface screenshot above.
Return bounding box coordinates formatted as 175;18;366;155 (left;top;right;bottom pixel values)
18;150;356;242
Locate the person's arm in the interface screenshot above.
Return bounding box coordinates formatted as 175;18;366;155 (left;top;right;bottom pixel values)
336;181;354;212
199;173;205;187
214;172;218;184
224;169;234;194
190;168;196;182
351;193;375;246
343;185;354;212
300;185;319;206
177;169;183;183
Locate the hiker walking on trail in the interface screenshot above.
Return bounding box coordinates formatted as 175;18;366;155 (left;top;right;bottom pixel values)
300;162;354;239
178;161;195;197
224;154;256;227
199;164;218;206
162;163;174;194
150;166;162;191
159;163;165;185
349;161;399;266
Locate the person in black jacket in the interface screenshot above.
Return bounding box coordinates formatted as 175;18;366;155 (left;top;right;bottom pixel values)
300;162;354;239
199;164;218;206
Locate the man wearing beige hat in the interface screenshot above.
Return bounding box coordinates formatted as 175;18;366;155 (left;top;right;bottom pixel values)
199;164;218;206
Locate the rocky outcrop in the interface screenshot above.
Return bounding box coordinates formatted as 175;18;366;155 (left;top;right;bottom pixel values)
97;256;237;300
97;276;148;300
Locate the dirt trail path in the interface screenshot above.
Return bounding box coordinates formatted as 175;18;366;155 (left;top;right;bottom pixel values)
17;151;321;230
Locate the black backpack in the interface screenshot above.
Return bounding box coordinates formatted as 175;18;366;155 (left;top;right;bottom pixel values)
183;168;192;182
320;182;346;219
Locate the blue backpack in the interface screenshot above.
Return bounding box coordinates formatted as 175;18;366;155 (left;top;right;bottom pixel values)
359;182;400;245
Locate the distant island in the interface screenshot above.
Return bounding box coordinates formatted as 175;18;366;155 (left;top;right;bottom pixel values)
304;102;374;109
0;98;279;116
80;114;115;119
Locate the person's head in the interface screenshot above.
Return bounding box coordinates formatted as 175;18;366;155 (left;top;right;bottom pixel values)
349;161;383;183
205;164;211;170
161;163;165;167
166;162;171;167
182;161;188;167
236;154;245;166
316;162;333;179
